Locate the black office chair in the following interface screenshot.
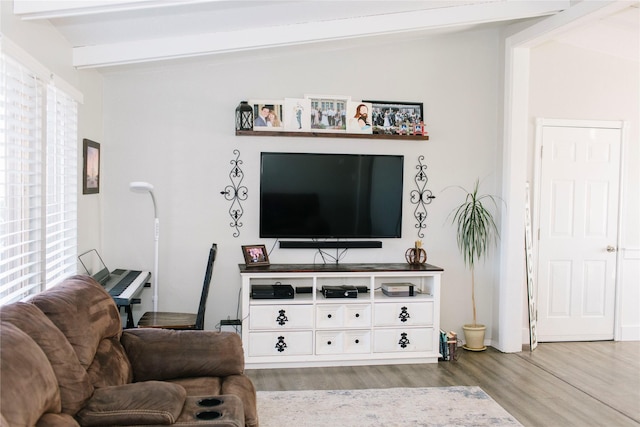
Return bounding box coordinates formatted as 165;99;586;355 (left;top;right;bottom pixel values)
137;243;217;330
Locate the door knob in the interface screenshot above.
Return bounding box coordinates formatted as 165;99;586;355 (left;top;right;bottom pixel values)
606;245;617;253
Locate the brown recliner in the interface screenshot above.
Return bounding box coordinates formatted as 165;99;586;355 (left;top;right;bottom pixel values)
0;275;258;427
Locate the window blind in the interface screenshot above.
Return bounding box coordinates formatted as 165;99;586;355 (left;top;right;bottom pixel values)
45;85;78;289
0;52;78;305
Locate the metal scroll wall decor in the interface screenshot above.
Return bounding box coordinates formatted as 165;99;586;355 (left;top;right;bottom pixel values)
409;155;435;238
220;149;248;237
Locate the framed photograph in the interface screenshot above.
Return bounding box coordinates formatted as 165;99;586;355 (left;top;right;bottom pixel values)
249;99;284;131
284;97;311;131
305;94;351;132
242;244;270;267
82;139;100;194
346;101;373;134
363;100;424;135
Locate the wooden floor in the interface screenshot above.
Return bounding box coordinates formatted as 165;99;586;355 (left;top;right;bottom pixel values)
246;341;640;427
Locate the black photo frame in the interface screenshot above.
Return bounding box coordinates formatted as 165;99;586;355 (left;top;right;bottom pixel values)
82;139;100;194
363;100;424;135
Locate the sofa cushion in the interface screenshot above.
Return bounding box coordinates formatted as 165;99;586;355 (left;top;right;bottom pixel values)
87;336;134;388
75;381;187;426
29;275;123;369
122;329;244;382
36;413;81;427
0;322;62;426
0;302;93;414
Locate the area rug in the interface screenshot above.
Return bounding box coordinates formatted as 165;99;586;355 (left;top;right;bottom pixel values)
257;386;523;426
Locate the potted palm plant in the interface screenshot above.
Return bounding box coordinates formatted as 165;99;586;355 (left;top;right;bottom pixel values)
448;178;501;351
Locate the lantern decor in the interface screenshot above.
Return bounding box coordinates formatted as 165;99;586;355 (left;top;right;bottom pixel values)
405;240;427;266
235;101;253;131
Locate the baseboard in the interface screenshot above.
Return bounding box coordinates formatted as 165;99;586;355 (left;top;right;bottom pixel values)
618;325;640;341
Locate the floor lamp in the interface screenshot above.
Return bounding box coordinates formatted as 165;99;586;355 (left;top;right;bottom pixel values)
130;182;159;312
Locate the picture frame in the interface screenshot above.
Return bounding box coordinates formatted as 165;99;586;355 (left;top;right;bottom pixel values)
346;101;373;134
242;244;270;267
249;99;285;131
305;94;351;132
283;97;312;131
82;138;100;194
363;100;424;135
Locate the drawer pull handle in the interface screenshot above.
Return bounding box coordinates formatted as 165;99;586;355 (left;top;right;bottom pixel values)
276;309;288;326
399;306;410;323
355;313;360;318
327;341;332;345
355;339;360;344
275;336;287;352
399;332;410;349
327;314;332;319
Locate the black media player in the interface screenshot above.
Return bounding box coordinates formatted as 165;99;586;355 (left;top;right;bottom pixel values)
322;285;358;298
251;284;295;299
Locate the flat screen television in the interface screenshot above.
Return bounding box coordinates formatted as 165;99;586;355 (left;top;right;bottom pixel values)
260;152;404;239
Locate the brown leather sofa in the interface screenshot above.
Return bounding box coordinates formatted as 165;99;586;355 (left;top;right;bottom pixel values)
0;275;258;427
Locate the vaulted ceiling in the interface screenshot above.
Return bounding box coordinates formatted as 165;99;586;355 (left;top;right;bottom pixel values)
11;0;639;70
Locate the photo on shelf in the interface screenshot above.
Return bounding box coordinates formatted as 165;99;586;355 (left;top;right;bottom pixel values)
363;100;424;135
249;99;284;131
284;98;311;131
305;94;350;133
242;244;270;267
346;101;373;134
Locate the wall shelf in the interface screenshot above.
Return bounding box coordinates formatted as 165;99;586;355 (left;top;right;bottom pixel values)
235;130;429;141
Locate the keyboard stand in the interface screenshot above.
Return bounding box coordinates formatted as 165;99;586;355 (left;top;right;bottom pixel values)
117;281;150;328
119;304;136;328
118;298;142;328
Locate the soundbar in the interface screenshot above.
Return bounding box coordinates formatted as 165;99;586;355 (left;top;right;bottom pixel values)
279;241;382;249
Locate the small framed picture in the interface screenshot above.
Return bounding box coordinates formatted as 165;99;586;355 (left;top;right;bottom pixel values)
82;139;100;194
346;101;373;134
305;94;351;133
242;244;270;267
363;100;424;135
249;100;284;131
284;97;311;131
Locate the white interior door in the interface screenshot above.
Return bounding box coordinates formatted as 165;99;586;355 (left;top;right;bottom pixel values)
535;120;622;342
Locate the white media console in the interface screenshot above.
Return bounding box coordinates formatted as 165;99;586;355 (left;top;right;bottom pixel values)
239;263;443;369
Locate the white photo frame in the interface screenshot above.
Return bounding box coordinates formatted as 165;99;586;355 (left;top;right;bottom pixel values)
284;98;311;131
346;101;373;134
249;99;284;131
304;94;351;133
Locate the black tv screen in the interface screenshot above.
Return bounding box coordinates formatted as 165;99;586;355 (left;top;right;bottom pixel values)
260;152;403;239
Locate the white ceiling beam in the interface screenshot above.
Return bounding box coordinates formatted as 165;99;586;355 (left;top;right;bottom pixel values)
13;0;216;19
73;1;568;69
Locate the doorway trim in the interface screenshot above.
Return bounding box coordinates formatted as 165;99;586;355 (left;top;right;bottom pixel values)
498;1;631;351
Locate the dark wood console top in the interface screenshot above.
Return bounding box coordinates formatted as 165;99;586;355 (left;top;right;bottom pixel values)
238;263;443;273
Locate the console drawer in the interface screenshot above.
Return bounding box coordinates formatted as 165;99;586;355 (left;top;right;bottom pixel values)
249;304;313;330
315;330;371;355
373;328;434;353
374;302;433;327
248;331;313;356
316;304;371;329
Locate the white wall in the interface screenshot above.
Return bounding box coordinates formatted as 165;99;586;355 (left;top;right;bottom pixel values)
100;29;504;334
1;2;105;264
529;41;640;340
